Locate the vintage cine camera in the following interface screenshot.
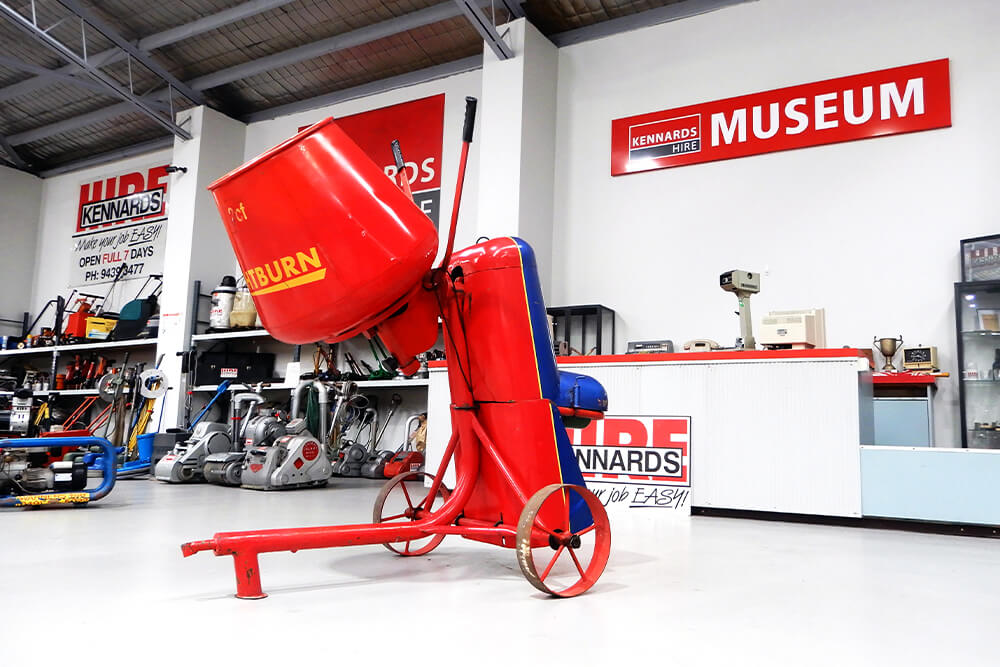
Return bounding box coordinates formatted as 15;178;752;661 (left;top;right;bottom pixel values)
719;270;760;295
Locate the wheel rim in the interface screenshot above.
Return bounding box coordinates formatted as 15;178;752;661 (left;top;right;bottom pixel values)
373;471;450;556
516;483;611;598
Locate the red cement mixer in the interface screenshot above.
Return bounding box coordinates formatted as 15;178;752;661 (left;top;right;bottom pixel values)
183;98;611;599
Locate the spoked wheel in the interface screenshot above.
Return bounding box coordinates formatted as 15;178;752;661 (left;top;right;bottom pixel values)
373;471;450;556
516;483;611;597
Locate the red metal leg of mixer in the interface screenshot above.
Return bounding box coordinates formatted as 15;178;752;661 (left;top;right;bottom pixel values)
424;426;459;505
232;551;267;600
469;413;530;506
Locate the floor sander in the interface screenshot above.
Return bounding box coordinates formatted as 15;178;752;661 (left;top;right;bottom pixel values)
154;421;230;482
154;381;242;482
203;392;282;486
240;379;334;490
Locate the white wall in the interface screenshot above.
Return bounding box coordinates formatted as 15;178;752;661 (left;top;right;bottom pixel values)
157;106;247;428
29;148;173;316
244;70;482;264
476;19;559;299
0;166;42;331
552;0;1000;447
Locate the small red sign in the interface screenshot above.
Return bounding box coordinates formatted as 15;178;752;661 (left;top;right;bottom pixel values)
299;94;445;224
293;458;304;469
301;442;319;461
611;59;951;175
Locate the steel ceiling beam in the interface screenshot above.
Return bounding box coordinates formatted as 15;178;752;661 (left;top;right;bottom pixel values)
550;0;756;47
183;0;485;91
37;136;174;178
10;0;493;146
0;0;191;140
452;0;513;60
242;55;484;123
497;0;525;19
54;0;205;106
0;0;298;103
0;53;119;98
0;133;30;171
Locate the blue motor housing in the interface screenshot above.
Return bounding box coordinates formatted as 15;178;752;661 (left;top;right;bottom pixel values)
556;370;608;429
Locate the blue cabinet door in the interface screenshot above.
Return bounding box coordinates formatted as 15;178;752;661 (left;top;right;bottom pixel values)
873;398;931;447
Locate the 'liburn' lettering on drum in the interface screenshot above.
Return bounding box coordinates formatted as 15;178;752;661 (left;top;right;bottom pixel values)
244;246;327;296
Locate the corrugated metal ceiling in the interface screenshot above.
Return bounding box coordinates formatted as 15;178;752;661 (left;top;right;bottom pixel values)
0;0;691;174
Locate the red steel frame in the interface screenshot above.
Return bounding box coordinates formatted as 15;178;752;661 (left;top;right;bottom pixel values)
182;322;569;599
186;97;609;599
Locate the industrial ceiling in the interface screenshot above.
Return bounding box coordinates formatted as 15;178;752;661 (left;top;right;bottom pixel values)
0;0;747;176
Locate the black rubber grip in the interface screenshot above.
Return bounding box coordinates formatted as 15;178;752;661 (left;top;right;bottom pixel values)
390;139;405;170
463;96;478;143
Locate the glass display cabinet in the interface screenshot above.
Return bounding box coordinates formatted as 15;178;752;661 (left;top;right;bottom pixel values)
955;279;1000;448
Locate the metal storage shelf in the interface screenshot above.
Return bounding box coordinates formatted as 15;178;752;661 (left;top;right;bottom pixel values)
189;378;430;392
190;329;271;342
191;383;298;392
0;339;158;357
0;346;56;357
355;379;430;388
0;389;98;396
57;339;158;352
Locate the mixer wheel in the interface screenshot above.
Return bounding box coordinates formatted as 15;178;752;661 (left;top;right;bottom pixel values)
373;471;450;556
515;484;610;598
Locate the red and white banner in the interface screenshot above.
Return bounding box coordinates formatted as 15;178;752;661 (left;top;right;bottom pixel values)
301;94;445;225
72;164;169;287
611;59;951;176
567;415;691;511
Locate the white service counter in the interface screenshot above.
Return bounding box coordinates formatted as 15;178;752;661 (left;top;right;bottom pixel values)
426;349;873;518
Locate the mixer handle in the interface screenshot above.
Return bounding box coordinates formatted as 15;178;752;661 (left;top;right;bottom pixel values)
463;96;478;143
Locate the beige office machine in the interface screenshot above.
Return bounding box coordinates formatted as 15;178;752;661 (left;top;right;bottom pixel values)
903;345;939;371
759;309;827;349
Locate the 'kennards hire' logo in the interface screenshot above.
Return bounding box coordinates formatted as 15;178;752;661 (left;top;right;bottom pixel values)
628;114;702;161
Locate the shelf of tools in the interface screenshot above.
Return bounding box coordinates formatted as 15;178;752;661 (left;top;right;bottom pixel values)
179;278;441;460
0;269;164;443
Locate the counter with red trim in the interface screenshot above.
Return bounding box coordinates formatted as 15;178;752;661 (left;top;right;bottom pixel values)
426;348;874;517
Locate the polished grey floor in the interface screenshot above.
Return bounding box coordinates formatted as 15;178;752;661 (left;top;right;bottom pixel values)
3;478;997;665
